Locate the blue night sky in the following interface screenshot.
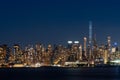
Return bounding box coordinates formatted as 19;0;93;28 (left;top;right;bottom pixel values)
0;0;120;46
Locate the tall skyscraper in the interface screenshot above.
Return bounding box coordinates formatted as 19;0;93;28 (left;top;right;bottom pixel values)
107;36;111;54
88;21;93;65
107;36;111;50
84;37;87;57
89;21;92;46
79;45;82;60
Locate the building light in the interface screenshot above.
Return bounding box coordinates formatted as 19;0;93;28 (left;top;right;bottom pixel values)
111;59;120;63
114;42;118;46
79;45;82;49
84;37;87;41
74;41;79;44
112;48;116;53
68;41;73;44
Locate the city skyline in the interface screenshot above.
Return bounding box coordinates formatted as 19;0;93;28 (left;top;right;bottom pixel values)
0;0;120;46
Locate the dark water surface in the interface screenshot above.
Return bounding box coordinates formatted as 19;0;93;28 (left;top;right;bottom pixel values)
1;67;120;80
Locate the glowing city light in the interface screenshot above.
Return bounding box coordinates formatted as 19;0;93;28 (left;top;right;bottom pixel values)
111;59;120;63
68;41;73;44
74;41;79;44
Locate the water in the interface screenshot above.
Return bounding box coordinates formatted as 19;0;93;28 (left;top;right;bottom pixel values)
1;67;120;80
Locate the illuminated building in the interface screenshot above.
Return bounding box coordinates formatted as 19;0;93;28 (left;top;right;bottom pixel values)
103;49;108;64
84;37;87;57
89;21;93;60
0;27;119;67
13;44;23;64
35;43;42;63
107;36;111;53
67;41;73;48
0;47;4;65
2;45;7;60
8;48;14;64
79;45;82;60
89;21;92;46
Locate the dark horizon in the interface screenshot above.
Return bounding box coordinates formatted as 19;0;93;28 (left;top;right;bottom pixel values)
0;0;120;46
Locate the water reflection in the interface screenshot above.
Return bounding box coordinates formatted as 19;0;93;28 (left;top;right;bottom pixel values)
1;67;120;80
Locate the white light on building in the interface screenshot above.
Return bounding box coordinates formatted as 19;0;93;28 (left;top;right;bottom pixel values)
68;41;73;44
112;47;116;53
74;41;79;44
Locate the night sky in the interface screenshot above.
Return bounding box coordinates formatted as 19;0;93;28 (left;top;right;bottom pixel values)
0;0;120;46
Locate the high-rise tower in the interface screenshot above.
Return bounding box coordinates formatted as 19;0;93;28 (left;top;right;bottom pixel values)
89;21;92;63
89;21;92;46
107;36;111;54
107;36;111;49
84;37;87;57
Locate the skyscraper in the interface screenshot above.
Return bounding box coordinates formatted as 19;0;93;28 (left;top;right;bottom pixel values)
88;21;93;66
89;21;92;46
84;37;87;57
